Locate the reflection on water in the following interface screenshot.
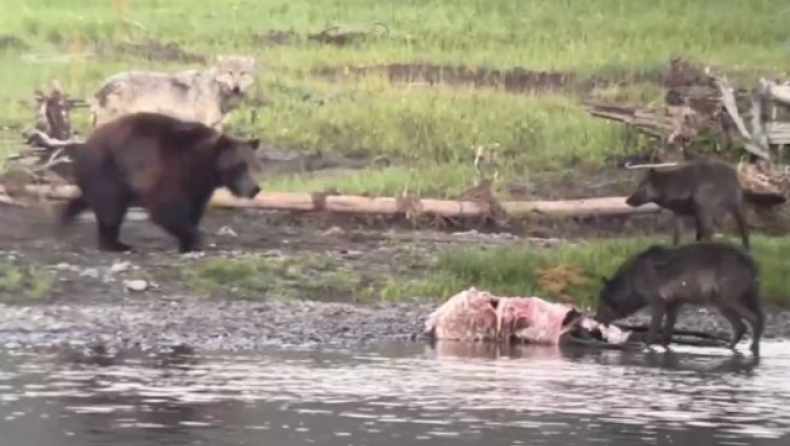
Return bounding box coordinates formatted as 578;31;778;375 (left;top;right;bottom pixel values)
1;340;789;446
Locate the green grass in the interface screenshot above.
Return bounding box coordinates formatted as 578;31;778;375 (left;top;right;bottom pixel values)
255;83;626;196
1;0;789;196
181;235;790;308
0;260;54;300
395;236;790;308
184;252;368;301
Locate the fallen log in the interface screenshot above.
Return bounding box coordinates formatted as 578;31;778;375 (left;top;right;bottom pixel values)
765;122;790;145
761;79;790;107
0;192;25;207
9;184;663;219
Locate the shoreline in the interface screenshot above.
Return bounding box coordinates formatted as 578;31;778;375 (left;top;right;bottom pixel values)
1;296;789;353
2;204;789;354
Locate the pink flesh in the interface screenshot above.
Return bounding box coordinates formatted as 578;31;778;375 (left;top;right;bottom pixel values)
424;287;584;345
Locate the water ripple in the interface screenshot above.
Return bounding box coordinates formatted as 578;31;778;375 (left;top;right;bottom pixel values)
0;341;788;445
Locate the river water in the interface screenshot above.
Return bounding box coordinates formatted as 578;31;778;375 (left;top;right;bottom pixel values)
1;340;789;446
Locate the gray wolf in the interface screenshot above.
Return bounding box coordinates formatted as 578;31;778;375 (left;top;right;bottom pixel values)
625;159;786;250
595;241;764;356
88;55;257;131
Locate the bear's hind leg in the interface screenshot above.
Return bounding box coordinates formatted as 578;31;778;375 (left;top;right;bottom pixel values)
98;221;132;252
88;190;133;252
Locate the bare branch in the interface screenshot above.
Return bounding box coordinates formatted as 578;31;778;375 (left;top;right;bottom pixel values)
760;78;790;106
705;66;771;161
22;128;84;149
751;94;769;151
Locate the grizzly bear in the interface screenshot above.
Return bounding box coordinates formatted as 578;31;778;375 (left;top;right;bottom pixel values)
59;111;261;253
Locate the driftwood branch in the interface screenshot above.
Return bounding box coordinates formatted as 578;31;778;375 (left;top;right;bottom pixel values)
22;128;84;149
584;102;671;138
765;122;790;145
7;185;662;219
751;94;769;152
705;67;772;161
4;80;87;189
586;61;789;167
761;78;790;106
0;191;24;207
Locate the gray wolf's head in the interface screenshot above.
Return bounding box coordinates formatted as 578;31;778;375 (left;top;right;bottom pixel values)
214;55;257;96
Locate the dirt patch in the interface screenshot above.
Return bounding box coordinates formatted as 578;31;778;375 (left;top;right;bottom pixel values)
42;36;208;64
312;63;582;93
310;58;706;94
0;205;513;303
252;29;300;46
98;38;207;64
252;23;392;48
0;34;29;52
0;197;671;301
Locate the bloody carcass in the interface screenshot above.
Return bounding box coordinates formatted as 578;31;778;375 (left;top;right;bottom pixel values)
423;287;635;347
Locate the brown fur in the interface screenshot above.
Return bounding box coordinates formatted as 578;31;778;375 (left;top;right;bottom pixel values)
59;112;261;253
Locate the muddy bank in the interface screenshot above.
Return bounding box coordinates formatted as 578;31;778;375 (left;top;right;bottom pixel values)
0;205;531;304
2;202;790;353
1;294;790;353
311;58;706;94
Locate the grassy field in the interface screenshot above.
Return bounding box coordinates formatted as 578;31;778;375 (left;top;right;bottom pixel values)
2;0;790;305
410;236;790;307
1;0;789;197
184;234;790;307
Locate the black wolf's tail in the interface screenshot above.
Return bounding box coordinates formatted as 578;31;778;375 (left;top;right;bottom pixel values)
743;190;787;208
59;196;89;226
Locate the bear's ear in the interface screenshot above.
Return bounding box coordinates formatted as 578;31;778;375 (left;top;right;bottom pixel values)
247;138;260;149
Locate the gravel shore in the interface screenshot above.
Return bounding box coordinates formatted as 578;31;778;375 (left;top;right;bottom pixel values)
0;297;434;351
2;297;789;353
